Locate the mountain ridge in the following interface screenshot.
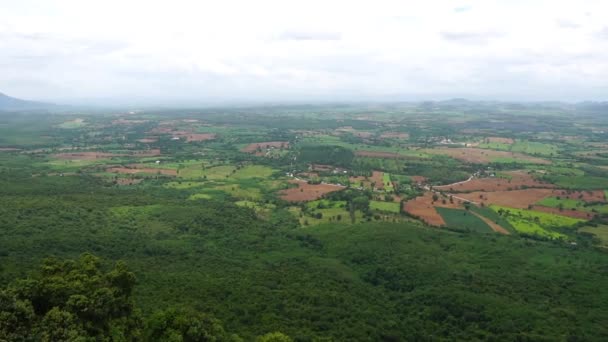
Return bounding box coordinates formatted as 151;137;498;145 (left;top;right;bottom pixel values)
0;92;55;111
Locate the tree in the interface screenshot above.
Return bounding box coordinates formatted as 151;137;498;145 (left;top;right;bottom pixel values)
348;196;370;223
0;253;143;341
146;307;240;342
256;332;293;342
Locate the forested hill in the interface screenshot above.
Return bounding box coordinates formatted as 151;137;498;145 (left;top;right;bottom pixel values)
2;109;608;340
1;168;608;340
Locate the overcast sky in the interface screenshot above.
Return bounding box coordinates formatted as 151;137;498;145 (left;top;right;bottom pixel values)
1;0;607;104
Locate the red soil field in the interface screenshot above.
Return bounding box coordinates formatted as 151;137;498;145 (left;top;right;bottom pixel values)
410;176;427;184
279;180;345;202
148;127;176;134
405;191;511;233
349;171;384;190
435;171;553;192
457;188;555;209
241;141;289;153
403;193;445;226
370;171;384;190
107;167;177;176
425;148;550;164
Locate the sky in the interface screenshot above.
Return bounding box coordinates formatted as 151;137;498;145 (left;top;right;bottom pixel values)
1;0;607;104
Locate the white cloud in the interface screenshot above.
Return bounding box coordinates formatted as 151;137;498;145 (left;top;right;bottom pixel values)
0;0;607;103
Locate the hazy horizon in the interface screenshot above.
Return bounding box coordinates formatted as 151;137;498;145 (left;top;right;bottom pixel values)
2;0;608;104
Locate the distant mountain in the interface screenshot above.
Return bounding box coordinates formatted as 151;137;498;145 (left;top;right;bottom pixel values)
0;92;55;111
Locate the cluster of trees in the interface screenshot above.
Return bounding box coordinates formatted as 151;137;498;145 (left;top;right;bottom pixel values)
0;254;292;341
297;145;354;168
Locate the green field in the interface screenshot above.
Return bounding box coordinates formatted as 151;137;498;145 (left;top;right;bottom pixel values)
548;175;608;190
436;207;493;233
511;141;559;156
306;199;347;209
382;173;394;192
370;200;400;213
478;140;559;156
289;206;359;226
58;118;86;129
489;205;583;239
579;225;608;247
478;142;512;150
469;206;515;232
187;193;213;200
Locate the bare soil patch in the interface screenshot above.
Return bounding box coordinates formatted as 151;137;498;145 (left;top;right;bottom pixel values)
457;188;554;209
279;180;345;202
435;171;553;192
425;148;550;164
148;126;176;134
403;193;445;226
410;175;427;184
242;141;289;153
350;171;384;190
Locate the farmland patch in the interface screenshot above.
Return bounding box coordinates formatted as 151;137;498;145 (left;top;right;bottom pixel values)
279;180;345;202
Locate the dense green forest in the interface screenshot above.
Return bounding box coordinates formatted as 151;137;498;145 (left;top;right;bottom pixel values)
2;172;608;340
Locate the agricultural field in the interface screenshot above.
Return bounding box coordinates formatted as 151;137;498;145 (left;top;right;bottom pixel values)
370;200;400;213
435;207;493;233
2;102;608;340
579;225;608;247
489;205;583;239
